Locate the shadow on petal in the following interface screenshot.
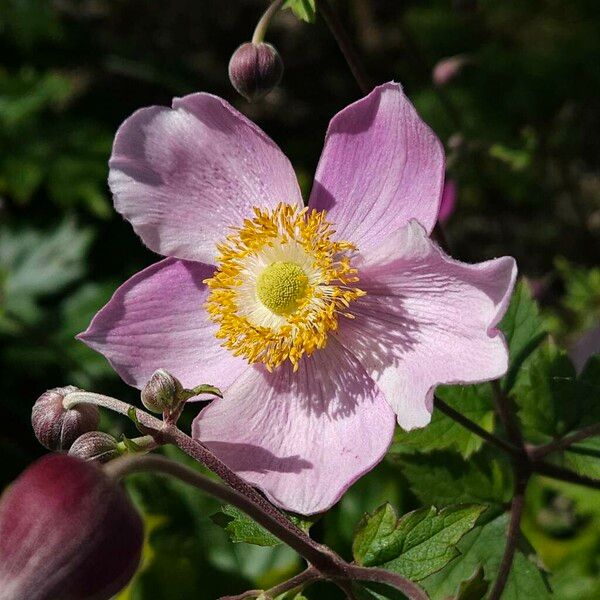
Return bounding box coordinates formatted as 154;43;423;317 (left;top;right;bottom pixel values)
203;441;313;474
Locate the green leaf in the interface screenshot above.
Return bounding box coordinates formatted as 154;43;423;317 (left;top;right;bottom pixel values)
392;384;494;458
453;567;489;600
499;280;547;392
513;344;599;439
353;503;485;581
211;505;316;548
283;0;316;23
185;383;223;399
422;514;551;600
288;513;316;535
0;220;93;302
395;450;512;507
120;434;143;453
558;436;600;479
211;505;281;547
555;258;600;335
127;406;144;433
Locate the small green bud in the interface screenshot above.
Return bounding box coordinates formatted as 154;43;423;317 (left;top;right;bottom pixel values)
141;369;183;413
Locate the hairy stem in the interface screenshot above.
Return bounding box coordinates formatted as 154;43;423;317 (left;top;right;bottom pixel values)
317;0;373;94
264;566;320;598
252;0;285;45
489;471;529;600
346;565;429;600
106;454;338;573
529;423;600;460
491;380;525;451
107;454;427;600
434;396;521;457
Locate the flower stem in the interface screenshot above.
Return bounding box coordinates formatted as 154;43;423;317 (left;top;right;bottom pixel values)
63;391;345;577
345;565;429;600
532;460;600;490
108;454;427;600
434;396;521;457
317;0;373;94
106;454;336;571
252;0;285;45
529;423;600;460
263;566;320;598
488;470;529;600
491;380;526;451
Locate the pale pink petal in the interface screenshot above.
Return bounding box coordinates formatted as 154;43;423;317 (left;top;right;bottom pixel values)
308;82;444;250
192;339;396;515
337;221;517;430
77;258;248;390
109;93;303;264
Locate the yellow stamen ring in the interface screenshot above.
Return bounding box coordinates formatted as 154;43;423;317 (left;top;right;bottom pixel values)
204;203;365;371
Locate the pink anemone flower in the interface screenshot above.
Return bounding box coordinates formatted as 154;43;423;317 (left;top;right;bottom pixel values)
79;82;516;515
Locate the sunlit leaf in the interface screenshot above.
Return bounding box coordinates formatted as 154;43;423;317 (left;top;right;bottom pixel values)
353;503;485;581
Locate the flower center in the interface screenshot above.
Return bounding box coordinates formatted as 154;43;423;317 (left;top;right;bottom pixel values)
204;203;364;371
256;261;308;315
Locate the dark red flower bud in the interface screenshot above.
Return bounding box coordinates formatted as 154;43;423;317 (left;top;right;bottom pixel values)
31;386;100;451
0;454;144;600
69;431;121;463
228;42;284;101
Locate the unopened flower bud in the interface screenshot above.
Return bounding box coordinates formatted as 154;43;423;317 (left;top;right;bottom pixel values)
0;454;143;600
228;42;284;101
32;386;100;451
141;369;183;413
69;431;121;463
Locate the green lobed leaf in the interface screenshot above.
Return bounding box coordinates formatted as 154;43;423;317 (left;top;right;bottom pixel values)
392;384;494;458
422;514;551;600
283;0;316;23
394;450;512;507
353;503;486;581
211;505;315;547
513;345;600;440
499;280;547;392
211;505;281;547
